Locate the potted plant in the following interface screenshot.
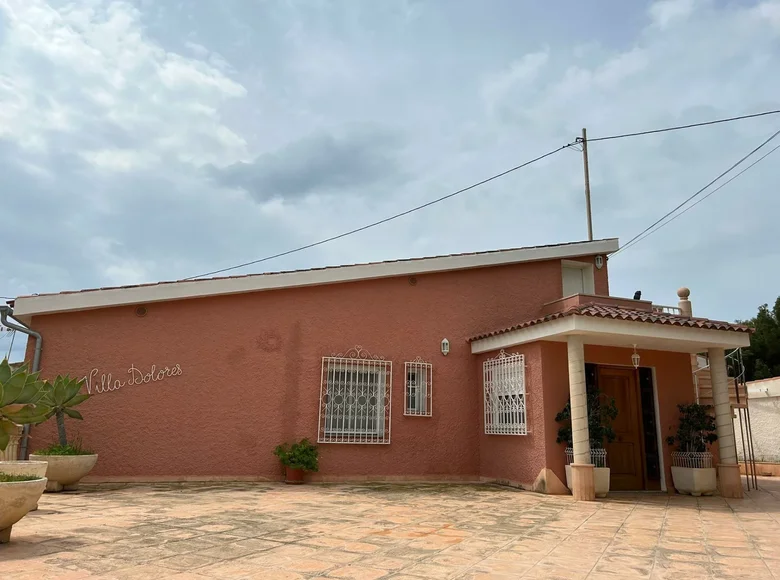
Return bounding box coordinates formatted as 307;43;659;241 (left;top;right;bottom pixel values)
273;439;319;484
0;359;50;542
30;375;97;492
556;386;618;498
666;403;718;496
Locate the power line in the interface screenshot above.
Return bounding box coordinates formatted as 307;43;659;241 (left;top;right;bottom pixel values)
586;109;780;143
613;140;780;256
187;142;575;279
612;128;780;257
188;109;780;279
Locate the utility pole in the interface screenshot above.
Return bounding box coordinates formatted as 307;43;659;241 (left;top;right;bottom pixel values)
580;128;594;241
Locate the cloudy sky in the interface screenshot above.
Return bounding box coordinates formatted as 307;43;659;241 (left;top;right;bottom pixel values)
1;0;779;359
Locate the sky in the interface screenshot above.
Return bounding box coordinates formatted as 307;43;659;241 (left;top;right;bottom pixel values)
1;0;779;361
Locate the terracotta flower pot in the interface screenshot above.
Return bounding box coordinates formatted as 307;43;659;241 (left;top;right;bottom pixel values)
285;466;305;484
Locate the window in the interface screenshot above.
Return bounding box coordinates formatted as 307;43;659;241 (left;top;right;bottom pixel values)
318;346;392;444
404;358;432;416
483;350;526;435
562;260;595;297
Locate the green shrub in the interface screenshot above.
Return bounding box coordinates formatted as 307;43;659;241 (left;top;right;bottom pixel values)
273;439;319;472
666;403;718;453
35;437;94;456
556;386;618;449
0;473;42;482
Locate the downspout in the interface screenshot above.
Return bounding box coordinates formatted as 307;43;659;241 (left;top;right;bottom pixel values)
0;304;42;459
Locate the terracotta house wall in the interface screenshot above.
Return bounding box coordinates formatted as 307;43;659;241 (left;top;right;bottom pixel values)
476;343;548;488
540;341;571;486
25;256;608;481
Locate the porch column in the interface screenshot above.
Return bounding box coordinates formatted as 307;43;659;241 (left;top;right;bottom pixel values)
708;347;743;499
567;336;595;500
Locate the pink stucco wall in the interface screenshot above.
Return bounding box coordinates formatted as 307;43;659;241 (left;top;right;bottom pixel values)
476;343;548;488
26;255;609;481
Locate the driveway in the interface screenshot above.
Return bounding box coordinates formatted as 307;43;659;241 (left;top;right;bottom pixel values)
1;479;779;579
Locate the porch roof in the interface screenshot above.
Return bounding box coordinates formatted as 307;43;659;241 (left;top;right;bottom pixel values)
469;302;752;355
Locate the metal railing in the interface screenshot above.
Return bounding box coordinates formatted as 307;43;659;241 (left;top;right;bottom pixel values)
652;304;683;315
565;447;607;468
691;348;758;491
672;451;713;469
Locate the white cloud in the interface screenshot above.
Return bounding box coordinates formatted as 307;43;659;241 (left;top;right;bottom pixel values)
648;0;698;29
0;0;248;166
80;149;158;172
2;0;779;326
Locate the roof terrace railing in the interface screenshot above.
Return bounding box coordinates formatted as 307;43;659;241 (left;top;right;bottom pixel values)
651;304;683;315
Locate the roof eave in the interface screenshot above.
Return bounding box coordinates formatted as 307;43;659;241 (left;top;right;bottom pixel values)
13;238;619;319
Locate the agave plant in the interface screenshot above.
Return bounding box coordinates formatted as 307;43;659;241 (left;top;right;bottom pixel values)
0;359;51;451
41;375;90;447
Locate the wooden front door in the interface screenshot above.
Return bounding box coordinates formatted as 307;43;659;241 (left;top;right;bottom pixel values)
598;366;645;490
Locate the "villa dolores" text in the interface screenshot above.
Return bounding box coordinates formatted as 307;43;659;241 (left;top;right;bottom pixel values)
83;363;183;395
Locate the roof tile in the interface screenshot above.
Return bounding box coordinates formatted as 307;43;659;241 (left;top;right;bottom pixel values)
468;303;752;341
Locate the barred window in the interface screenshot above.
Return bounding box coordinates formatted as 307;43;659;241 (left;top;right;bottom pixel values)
483;350;526;435
318;346;392;444
404;358;432;416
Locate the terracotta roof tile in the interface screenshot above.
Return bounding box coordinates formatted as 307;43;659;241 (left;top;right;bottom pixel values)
468;303;753;341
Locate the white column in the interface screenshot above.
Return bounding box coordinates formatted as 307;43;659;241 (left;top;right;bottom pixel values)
709;348;737;464
567;336;591;465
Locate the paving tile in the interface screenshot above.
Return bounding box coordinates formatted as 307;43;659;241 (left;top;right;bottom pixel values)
3;478;780;579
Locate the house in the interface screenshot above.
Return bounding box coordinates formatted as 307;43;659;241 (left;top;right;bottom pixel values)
8;238;752;500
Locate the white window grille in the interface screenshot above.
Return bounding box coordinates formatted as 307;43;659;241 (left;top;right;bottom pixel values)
483;350;526;435
318;346;392;444
404;358;432;416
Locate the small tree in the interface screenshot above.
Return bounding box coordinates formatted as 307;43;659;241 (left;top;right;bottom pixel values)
666;403;717;453
0;359;50;451
273;439;319;472
41;375;90;448
556;387;618;449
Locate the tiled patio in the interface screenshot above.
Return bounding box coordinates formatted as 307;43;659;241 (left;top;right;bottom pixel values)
1;479;779;579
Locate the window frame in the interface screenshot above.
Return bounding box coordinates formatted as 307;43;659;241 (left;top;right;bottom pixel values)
318;346;392;444
483;350;527;435
404;358;433;417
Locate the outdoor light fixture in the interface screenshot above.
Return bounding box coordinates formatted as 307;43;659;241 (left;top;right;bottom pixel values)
441;338;450;356
631;344;640;369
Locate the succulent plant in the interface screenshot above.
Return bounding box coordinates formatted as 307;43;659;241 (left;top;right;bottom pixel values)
41;376;90;447
0;359;50;451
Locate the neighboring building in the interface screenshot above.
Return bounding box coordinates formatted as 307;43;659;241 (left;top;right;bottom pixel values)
736;376;780;468
9;238;752;499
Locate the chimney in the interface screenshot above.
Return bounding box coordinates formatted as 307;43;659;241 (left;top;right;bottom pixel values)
677;287;692;317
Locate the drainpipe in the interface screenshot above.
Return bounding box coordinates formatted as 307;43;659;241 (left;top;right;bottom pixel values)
0;305;42;459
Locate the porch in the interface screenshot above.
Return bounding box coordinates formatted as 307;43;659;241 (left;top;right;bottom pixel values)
470;289;752;501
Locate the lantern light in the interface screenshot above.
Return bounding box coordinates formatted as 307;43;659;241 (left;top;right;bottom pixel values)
631;344;640;369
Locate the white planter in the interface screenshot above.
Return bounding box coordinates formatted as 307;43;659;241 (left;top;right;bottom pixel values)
671;466;717;496
0;461;49;510
29;454;98;492
0;477;47;543
565;464;611;498
0;424;22;461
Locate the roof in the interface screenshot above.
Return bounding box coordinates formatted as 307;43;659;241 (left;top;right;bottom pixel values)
469;302;752;342
11;238;619;320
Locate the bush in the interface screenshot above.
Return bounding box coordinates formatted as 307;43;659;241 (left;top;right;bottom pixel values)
556;386;618;449
273;439;319;472
666;403;717;453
